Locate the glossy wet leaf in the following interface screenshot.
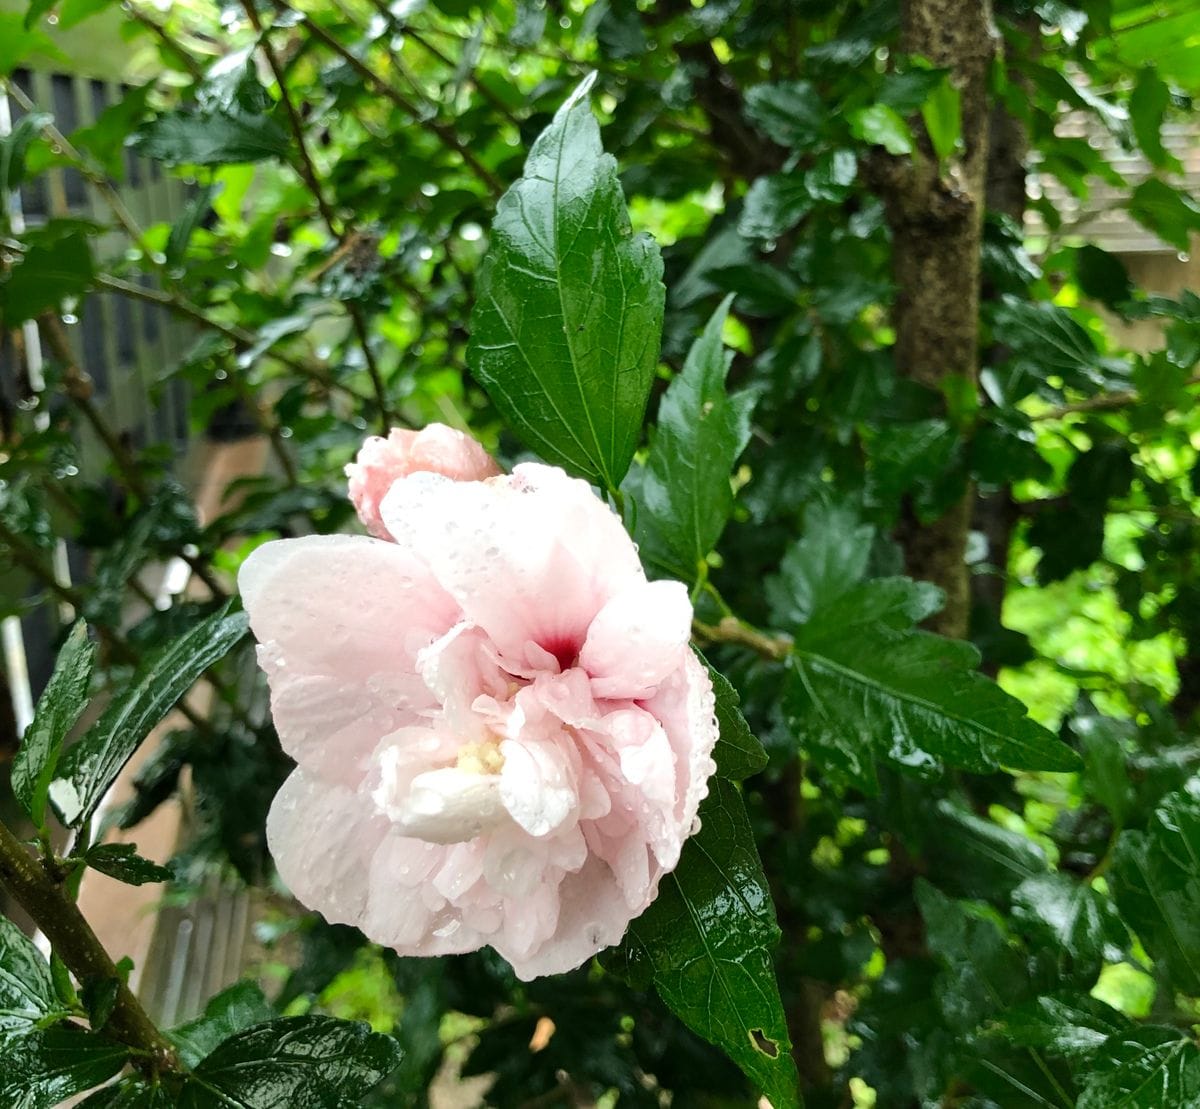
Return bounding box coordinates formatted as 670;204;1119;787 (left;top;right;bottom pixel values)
703;656;768;781
635;296;755;580
784;621;1078;792
85;843;174;887
993;993;1132;1060
170;981;275;1068
0;917;60;1049
11;621;94;827
739;174;811;240
137;109;290;165
0;1025;128;1109
743;80;824;149
1077;1027;1200;1108
1011;873;1126;973
606;779;801;1109
1110;777;1200;993
50;606;248;828
468;73;664;490
0;222;95;328
176;1015;401;1108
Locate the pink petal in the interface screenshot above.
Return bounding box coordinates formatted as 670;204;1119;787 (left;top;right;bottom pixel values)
580;580;693;699
379;464;644;669
239;535;460;781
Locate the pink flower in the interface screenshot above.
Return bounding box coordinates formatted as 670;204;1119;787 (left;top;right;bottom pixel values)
240;460;718;979
345;423;501;538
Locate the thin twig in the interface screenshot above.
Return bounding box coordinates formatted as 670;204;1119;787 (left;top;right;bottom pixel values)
1033;371;1200;420
692;617;792;662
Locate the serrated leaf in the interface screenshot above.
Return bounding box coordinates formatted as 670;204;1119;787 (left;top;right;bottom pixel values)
634;296;755;579
1110;777;1200;993
917;881;1030;1028
739;173;812;240
468;73;664;490
991;993;1132;1060
765;503;874;630
176;1015;402;1108
785;622;1079;792
0;917;60;1049
136;109;290;165
12;622;94;826
50;606;249;828
743;81;824;149
85;843;174;887
702;655;768;780
170;981;275;1068
1077;1027;1200;1109
1011;873;1126;972
0;1025;128;1109
605;779;801;1109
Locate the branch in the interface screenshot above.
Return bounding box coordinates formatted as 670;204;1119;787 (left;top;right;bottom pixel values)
1032;372;1200;420
0;819;178;1073
693;617;792;662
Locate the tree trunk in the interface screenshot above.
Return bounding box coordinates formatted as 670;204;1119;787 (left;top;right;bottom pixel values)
875;0;1000;640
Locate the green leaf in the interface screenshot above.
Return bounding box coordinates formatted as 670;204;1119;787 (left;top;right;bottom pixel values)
78;1079;175;1107
850;104;914;155
1110;777;1200;993
703;656;768;780
605;779;801;1109
992;993;1132;1060
0;1025;128;1109
0;917;60;1049
1127;178;1200;252
1075;244;1134;308
85;843;174;887
170;981;275;1069
0;13;66;75
50;606;249;828
468;73;665;490
739;173;812;241
136;109;290;165
166;184;218;269
635;296;755;578
785;622;1079;793
176;1015;402;1107
1011;873;1126;973
743;80;825;149
1;110;50;192
12;622;94;826
0;223;95;328
917;881;1030;1027
765;503;874;630
80;976;120;1033
1077;1027;1200;1109
921;75;962;161
1129;69;1180;170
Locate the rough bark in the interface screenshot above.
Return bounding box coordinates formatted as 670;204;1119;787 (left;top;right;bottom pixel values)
874;0;1000;640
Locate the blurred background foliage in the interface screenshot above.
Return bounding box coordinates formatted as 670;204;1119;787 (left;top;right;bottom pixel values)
2;0;1200;1106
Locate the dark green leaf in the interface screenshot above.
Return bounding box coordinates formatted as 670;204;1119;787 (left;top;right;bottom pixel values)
12;621;94;826
703;656;768;780
1077;1027;1200;1109
468;73;664;490
50;606;249;827
170;981;275;1069
917;881;1030;1028
1075;244;1134;308
1011;873;1126;971
605;779;801;1109
136;109;290;165
785;623;1079;792
166;183;218;269
0;1025;128;1109
635;296;755;577
924;801;1049;900
85;843;174;886
0;917;59;1049
1129;69;1179;169
992;993;1132;1060
765;502;874;630
0;223;95;328
739;173;811;240
78;1079;175;1107
80;976;119;1033
177;1015;401;1107
1110;777;1200;993
1;110;50;192
1073;714;1135;827
743;80;824;149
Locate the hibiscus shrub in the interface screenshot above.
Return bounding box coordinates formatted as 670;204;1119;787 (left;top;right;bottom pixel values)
3;2;1200;1108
